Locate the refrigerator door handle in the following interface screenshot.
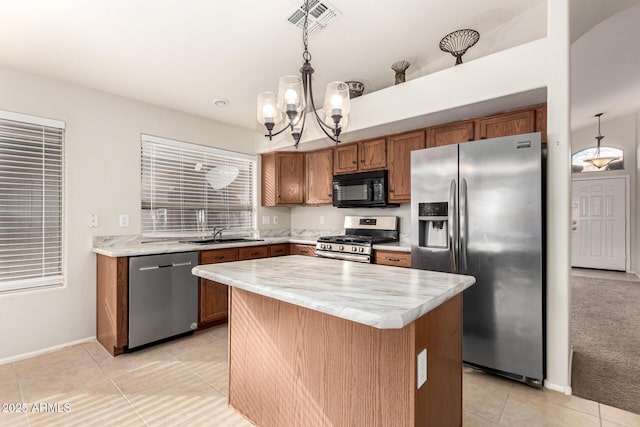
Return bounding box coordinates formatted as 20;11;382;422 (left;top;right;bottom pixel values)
460;178;468;272
449;179;457;272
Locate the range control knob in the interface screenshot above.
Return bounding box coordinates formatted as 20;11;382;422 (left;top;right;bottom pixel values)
339;245;344;251
351;246;358;252
359;247;364;253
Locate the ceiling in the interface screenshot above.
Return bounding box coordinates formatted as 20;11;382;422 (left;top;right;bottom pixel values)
0;0;637;134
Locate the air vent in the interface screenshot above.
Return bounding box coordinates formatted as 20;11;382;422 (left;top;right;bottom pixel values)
285;0;340;35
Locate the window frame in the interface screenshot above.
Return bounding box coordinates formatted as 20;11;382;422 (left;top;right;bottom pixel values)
140;134;257;239
0;109;65;293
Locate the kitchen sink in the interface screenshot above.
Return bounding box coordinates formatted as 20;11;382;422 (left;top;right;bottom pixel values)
178;238;264;244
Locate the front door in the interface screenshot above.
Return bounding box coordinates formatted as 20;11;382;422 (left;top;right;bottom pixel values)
571;177;626;271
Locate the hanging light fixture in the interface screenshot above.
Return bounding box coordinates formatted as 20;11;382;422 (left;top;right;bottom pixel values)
584;113;617;169
256;0;350;148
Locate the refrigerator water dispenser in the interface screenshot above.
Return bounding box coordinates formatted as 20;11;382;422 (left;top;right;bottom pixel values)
418;202;449;248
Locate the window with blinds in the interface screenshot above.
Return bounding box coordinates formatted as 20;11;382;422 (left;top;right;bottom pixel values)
141;135;256;237
0;112;64;293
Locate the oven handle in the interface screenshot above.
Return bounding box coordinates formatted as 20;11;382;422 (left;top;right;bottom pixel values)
315;251;371;263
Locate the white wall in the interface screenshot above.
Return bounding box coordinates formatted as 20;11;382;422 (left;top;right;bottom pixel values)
571;114;638;272
291;205;411;237
0;65;257;361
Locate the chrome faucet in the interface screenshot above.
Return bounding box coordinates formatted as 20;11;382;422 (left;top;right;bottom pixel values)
211;226;224;240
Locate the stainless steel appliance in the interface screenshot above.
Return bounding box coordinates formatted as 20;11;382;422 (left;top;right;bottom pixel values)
316;215;399;263
411;133;544;386
332;170;397;208
128;251;198;349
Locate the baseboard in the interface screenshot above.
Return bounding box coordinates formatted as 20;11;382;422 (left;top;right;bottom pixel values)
544;380;572;395
0;336;96;366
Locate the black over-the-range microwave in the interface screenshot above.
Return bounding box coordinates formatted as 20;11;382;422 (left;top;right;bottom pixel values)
332;170;398;208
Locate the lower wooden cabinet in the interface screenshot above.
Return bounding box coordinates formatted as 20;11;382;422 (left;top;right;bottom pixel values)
199;279;229;326
269;244;290;257
198;248;238;328
238;245;269;260
374;250;412;268
290;243;316;257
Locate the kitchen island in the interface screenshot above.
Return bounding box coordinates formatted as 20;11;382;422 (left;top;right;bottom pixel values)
192;255;475;427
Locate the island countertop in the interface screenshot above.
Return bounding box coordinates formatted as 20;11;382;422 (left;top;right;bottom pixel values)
192;255;475;329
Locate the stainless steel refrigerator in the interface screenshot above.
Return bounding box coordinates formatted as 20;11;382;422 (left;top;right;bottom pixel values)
411;133;544;386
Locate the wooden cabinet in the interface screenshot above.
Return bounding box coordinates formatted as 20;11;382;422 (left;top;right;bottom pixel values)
305;148;333;205
96;255;128;356
261;152;304;206
290;243;316;257
386;131;425;203
334;143;358;174
535;104;547;143
426;121;475;147
269;244;290;257
477;110;535;140
358;138;386;171
334;138;386;175
238;245;269;260
374;250;411;268
198;248;238;328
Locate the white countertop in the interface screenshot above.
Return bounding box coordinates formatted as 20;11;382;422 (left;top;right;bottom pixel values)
92;237;410;257
192;255;474;329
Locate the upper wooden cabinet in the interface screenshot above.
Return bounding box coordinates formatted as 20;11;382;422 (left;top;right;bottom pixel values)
477;110;535;140
261;152;304;206
386;131;425;203
334;144;358;174
426;121;475;148
334;138;386;175
305;148;333;205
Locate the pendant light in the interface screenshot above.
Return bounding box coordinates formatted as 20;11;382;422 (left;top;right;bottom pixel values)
584;113;617;169
256;0;350;148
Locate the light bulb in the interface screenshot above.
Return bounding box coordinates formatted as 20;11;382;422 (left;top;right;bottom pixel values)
285;89;298;105
262;104;275;121
330;94;343;109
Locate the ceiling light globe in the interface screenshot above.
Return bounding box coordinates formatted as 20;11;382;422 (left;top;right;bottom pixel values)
323;81;350;127
277;76;304;113
257;92;280;124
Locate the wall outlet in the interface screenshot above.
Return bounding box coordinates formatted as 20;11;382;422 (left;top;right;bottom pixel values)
417;349;427;388
320;215;325;225
273;215;279;225
119;214;129;228
262;215;270;225
87;213;98;228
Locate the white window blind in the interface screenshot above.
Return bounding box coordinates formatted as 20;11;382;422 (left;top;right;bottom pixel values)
141;135;256;237
0;113;64;292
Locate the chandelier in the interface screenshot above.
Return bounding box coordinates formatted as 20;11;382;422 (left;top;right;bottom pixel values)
584;113;617;169
256;0;350;148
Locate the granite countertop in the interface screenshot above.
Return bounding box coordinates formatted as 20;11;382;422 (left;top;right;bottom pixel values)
93;237;410;257
192;255;474;329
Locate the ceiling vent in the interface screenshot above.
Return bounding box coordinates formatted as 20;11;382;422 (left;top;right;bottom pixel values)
285;0;341;35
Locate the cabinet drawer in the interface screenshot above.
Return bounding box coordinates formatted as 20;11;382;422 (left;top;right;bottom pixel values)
200;248;238;264
269;244;290;257
374;251;411;268
290;244;316;257
238;245;269;260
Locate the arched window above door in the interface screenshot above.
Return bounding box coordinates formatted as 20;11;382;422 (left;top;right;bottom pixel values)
572;147;624;173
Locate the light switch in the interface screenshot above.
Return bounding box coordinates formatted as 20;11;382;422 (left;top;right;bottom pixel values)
273;215;279;225
262;215;270;225
119;214;129;228
320;215;325;225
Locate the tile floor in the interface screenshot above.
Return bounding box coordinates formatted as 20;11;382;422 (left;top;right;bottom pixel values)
1;325;639;427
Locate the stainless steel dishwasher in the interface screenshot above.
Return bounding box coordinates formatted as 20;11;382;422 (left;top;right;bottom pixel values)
128;251;198;349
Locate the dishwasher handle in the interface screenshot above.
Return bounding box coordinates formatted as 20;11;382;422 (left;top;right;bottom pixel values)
139;261;192;271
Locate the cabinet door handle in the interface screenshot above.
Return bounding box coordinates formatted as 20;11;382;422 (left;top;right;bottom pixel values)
251;252;260;256
360;160;364;163
352;161;357;164
390;189;394;193
389;258;400;262
214;255;224;260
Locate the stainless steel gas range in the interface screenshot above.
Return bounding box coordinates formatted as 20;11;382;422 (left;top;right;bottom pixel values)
315;216;399;263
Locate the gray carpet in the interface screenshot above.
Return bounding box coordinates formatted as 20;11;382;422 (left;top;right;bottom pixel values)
571;275;640;414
